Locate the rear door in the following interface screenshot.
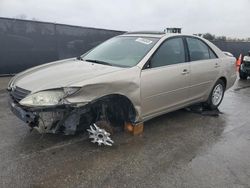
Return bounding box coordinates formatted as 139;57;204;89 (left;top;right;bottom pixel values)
185;37;220;101
141;37;190;118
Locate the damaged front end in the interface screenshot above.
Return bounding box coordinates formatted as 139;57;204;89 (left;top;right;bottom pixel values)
7;64;141;136
8;85;139;135
8;97;93;135
8;86;95;135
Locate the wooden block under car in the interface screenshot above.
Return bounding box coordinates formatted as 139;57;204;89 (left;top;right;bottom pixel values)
124;122;144;135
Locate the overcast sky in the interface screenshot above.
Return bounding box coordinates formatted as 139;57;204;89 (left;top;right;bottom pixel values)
0;0;250;38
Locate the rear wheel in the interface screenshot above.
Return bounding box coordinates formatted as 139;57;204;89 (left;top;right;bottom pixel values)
205;79;225;110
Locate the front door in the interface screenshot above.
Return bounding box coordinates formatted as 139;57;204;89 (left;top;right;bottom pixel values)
141;37;190;118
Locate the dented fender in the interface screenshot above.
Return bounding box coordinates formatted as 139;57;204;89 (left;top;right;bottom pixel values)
66;66;142;122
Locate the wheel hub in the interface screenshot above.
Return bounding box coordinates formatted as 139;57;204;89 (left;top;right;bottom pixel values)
212;84;223;106
87;124;114;146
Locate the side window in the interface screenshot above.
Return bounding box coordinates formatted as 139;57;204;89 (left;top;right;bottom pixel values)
209;48;217;59
150;38;185;68
187;37;211;61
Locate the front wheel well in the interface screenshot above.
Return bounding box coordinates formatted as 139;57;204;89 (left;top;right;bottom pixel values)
89;94;137;127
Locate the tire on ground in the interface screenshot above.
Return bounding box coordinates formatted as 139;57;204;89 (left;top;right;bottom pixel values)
204;79;226;110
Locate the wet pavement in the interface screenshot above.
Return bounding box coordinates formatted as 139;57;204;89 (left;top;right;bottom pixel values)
0;77;250;188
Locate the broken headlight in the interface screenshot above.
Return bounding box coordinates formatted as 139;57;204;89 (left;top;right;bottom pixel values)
19;88;80;107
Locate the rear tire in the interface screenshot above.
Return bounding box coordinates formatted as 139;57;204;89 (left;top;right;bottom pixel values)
205;79;225;110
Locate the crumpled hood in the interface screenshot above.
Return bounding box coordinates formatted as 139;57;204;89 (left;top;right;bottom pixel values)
12;58;124;92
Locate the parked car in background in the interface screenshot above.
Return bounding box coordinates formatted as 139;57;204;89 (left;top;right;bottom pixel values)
239;51;250;79
8;32;237;145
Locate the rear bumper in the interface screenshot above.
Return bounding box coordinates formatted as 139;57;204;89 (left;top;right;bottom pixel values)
8;96;91;135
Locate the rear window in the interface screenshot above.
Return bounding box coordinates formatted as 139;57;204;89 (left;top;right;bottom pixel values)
187;37;217;61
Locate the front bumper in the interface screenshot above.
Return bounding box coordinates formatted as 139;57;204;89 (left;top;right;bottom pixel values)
9;98;37;125
8;96;91;135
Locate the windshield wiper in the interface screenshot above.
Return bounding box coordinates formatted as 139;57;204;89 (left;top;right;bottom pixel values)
84;59;113;66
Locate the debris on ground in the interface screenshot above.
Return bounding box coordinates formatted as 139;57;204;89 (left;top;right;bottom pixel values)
87;122;114;146
185;104;223;117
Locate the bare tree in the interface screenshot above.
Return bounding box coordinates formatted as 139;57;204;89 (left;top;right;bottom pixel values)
202;33;215;41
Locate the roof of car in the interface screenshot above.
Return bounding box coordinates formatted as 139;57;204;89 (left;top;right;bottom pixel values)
125;31;166;35
122;31;182;38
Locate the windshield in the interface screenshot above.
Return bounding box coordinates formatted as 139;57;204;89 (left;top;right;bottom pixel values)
81;36;159;67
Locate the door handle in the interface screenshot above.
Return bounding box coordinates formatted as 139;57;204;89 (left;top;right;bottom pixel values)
181;69;189;75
